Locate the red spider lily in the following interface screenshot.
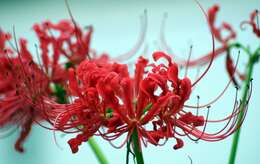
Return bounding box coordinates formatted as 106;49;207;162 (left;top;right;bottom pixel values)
1;23;104;152
33;9;147;63
43;59;131;153
32;20;92;84
33;20;93;66
0;4;252;160
32;19;115;86
32;15;147;80
160;4;245;86
0;29;54;152
241;10;260;37
0;52;49;152
45;50;249;153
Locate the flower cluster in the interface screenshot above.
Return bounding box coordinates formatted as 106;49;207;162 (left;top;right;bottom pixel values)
0;15;146;152
0;4;256;161
0;30;49;152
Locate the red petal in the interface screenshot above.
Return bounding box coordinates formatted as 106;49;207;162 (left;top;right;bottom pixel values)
153;51;172;66
141;92;173;124
173;137;184;150
68;68;80;96
134;56;148;96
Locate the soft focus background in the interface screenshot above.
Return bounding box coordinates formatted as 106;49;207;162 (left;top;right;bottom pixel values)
0;0;259;164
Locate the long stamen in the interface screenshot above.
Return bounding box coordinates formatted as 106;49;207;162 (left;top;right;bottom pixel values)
188;155;193;164
12;27;36;98
196;95;199;116
185;51;240;109
191;0;215;87
181;106;210;142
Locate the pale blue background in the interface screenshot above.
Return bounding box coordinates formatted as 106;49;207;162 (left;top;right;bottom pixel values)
0;0;259;164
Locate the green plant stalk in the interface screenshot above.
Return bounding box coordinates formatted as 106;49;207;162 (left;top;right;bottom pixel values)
126;103;152;164
132;128;144;164
228;55;256;164
126;138;132;164
88;137;109;164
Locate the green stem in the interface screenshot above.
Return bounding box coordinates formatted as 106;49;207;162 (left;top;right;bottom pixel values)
88;137;109;164
126;138;132;164
131;128;144;164
228;53;257;164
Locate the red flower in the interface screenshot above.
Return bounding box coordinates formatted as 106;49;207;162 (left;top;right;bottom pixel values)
0;5;251;156
0;45;49;152
33;20;93;66
0;29;60;152
32;20;93;84
47;50;247;153
32;18;147;84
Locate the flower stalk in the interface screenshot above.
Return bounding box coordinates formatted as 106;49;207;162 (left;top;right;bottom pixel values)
131;128;144;164
88;137;109;164
228;48;259;164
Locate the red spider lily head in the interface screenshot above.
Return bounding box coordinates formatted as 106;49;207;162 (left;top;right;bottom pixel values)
33;20;93;67
46;47;249;153
0;33;50;152
0;58;48;152
130;52;249;150
43;59;130;153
